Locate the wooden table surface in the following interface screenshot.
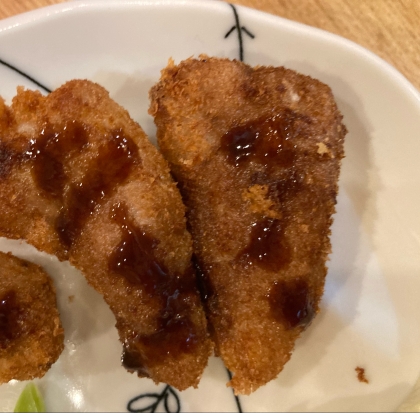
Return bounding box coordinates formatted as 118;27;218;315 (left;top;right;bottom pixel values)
0;0;418;91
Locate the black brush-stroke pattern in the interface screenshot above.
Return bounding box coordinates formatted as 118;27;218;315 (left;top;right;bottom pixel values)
225;3;255;62
226;369;244;413
127;385;181;413
0;57;51;93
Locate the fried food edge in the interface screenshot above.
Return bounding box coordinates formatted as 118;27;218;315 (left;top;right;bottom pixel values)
150;56;346;394
0;80;212;390
0;251;64;384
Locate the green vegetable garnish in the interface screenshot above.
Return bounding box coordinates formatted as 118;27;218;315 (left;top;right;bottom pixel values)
14;383;46;412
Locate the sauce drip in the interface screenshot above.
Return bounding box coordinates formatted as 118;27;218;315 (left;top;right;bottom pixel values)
57;129;140;248
239;218;291;272
222;112;304;273
29;121;88;198
109;203;199;373
0;290;21;348
223;112;311;278
28;122;140;248
268;278;315;329
121;342;150;377
221;112;296;168
109;203;168;294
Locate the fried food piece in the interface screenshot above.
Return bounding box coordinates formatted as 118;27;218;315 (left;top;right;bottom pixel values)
150;57;346;394
0;80;212;390
0;251;64;383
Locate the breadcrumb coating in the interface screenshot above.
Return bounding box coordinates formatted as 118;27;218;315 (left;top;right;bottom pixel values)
150;56;346;394
0;251;64;383
0;80;212;390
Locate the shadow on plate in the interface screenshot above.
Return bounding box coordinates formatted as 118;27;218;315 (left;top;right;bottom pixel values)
92;70;158;144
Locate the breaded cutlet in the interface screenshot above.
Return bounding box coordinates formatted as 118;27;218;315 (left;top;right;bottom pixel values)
0;80;212;390
150;57;346;394
0;251;64;383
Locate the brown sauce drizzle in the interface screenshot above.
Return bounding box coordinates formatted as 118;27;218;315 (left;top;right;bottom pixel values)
223;111;308;273
121;311;199;375
28;122;140;249
0;290;21;348
56;129;140;248
29;121;88;198
109;203;199;373
222;112;316;327
268;278;315;330
220;111;297;168
27;120;201;372
239;218;291;272
121;341;150;377
109;203;168;294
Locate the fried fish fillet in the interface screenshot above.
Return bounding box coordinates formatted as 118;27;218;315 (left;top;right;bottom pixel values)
0;80;212;390
0;251;64;383
150;57;346;394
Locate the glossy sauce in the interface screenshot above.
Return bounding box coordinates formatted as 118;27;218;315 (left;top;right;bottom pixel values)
0;290;21;348
56;129;140;248
28;122;140;248
109;203;199;373
29;121;88;198
108;202;168;294
221;112;317;329
222;112;304;273
221;112;297;168
121;341;149;377
268;278;315;329
239;218;291;272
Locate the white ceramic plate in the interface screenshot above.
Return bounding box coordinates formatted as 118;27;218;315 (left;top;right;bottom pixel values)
0;1;420;411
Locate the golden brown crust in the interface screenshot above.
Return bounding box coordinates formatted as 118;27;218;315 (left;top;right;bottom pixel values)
0;251;64;383
0;80;212;390
150;57;346;394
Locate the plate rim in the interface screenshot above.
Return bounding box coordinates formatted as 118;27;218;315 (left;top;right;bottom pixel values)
0;0;418;106
0;1;419;411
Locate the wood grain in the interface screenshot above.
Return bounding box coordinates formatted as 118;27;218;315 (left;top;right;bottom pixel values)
232;0;420;91
0;0;418;91
0;0;67;18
